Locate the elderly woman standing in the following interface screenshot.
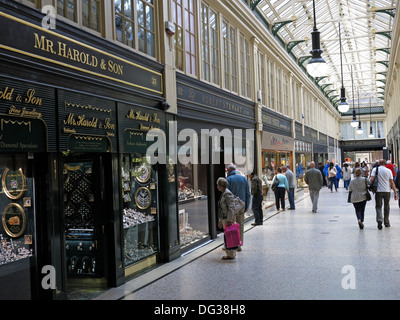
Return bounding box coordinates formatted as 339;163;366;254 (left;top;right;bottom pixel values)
217;177;237;260
348;168;368;229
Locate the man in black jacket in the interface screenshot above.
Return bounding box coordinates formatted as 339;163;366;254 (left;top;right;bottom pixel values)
250;172;263;226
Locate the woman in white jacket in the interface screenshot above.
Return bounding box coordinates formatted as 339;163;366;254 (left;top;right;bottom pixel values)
342;163;352;191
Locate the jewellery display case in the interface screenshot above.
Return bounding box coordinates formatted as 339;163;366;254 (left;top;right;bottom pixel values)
121;154;159;267
177;163;209;249
0;166;34;267
63;161;100;277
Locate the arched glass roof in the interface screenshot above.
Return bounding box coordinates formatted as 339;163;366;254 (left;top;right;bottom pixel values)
252;0;396;110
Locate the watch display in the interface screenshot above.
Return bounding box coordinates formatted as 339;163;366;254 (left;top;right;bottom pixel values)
121;154;158;267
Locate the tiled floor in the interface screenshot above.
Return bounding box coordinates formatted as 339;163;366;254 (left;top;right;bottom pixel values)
94;185;400;300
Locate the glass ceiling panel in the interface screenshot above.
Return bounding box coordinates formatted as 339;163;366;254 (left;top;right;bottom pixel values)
254;0;396;109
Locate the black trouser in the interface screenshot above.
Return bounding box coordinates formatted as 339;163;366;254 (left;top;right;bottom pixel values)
353;200;367;222
252;194;263;224
274;187;286;210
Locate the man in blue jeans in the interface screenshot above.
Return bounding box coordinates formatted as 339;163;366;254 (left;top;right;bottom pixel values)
282;166;295;210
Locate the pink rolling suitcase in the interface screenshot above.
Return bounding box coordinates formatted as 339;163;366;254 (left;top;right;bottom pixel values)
224;223;242;249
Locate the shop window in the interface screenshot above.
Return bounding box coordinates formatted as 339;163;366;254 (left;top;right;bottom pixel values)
262;151;292;208
173;0;197;76
120;154;159;267
114;0;156;58
178;161;209;249
55;0;103;34
0;154;36;299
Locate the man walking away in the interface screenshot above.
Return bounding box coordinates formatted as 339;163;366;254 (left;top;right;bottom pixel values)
282;166;296;210
304;161;323;213
226;164;251;250
250;172;263;226
370;159;398;229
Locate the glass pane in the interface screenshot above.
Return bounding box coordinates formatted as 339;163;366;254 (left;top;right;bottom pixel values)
124;0;133;20
82;0;89;28
377;121;384;138
190;34;195;54
91;0;101;32
115;14;123;42
147;31;154;56
191;55;196;76
178;161;209;249
125;20;134;47
115;0;122;15
57;0;65;16
146;5;154;32
121;154;159;267
67;0;76;22
137;0;144;27
138;26;145;52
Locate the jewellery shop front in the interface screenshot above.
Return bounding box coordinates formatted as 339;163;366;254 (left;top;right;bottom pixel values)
176;73;255;251
261;108;293;208
0;2;178;299
0;77;57;300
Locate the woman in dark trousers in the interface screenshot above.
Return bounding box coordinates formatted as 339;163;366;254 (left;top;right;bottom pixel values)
348;168;368;229
328;162;337;193
271;167;289;211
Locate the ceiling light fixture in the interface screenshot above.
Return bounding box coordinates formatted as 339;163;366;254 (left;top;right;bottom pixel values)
357;89;363;135
306;0;328;78
337;23;349;113
350;66;358;127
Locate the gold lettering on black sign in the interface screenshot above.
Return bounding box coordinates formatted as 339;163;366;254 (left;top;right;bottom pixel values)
34;33;124;76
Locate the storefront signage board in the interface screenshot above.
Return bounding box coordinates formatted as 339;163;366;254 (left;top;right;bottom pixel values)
58;90;117;153
0;11;162;95
0;78;55;152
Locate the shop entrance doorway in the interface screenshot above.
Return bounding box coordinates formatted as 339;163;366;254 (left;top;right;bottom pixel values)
62;153;111;294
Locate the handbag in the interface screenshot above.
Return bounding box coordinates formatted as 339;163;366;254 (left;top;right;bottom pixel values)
271;177;279;191
233;195;245;214
369;167;379;194
347;191;352;203
365;178;372;201
224;223;242;250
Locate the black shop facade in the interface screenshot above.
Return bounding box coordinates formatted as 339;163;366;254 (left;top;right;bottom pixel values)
176;73;256;251
0;2;179;300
